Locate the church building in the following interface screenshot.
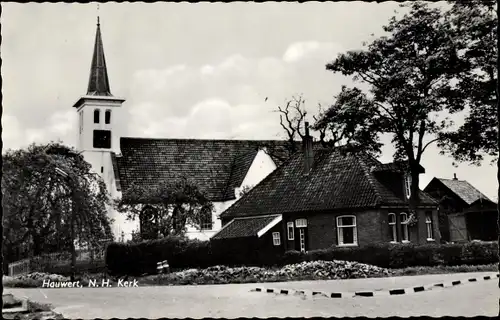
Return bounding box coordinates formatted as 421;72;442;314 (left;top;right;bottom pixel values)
73;18;290;242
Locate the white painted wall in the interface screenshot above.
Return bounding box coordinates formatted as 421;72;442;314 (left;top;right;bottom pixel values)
240;148;277;191
76;96;123;154
76;95;135;242
185;149;278;241
185;199;237;241
105;160;139;242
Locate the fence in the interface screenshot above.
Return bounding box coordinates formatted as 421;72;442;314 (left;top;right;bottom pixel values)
7;243;111;277
8;258;31;277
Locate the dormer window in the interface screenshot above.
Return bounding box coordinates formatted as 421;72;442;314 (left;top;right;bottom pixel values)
94;109;100;124
404;173;412;199
105;110;111;124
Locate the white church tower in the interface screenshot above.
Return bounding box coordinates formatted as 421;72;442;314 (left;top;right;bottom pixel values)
72;17;129;241
72;17;124;187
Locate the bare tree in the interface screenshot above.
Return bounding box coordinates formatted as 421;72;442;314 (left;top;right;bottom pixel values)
275;95;308;153
272;94;382;157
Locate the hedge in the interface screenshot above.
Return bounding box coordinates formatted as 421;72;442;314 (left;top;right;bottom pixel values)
106;236;213;276
286;241;499;269
105;237;499;276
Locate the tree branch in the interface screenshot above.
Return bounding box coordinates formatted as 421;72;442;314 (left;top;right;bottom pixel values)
421;137;440;155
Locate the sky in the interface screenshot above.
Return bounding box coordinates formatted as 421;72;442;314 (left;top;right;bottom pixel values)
2;2;498;200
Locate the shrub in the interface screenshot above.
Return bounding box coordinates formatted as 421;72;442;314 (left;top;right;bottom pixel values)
281;250;305;265
461;241;498;265
438;243;463;266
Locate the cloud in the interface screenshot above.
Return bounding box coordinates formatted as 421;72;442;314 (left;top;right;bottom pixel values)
283;41;344;63
2;114;24;151
126;41;346;140
283;41;322;63
2;111;76;151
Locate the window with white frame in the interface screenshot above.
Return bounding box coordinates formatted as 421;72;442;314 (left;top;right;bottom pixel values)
388;213;397;242
295;218;307;228
425;211;434;240
400;212;409;242
272;232;281;246
404;173;412;199
337;215;357;246
287;222;294;240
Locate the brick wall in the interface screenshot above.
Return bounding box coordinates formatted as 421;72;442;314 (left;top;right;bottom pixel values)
257;222;285;263
380;208;441;244
281;210;386;251
277;208;440;251
223;207;441;254
416;209;441;244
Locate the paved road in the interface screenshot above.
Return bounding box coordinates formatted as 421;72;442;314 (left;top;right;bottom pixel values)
5;272;498;318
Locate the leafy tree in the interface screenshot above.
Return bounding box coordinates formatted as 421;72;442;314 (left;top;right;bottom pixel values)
316;1;463;215
114;176;214;239
437;0;498;164
2;142;113;265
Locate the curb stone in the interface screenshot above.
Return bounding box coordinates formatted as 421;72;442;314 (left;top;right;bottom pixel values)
250;273;499;299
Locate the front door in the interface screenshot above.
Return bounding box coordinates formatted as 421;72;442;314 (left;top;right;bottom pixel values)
294;218;308;252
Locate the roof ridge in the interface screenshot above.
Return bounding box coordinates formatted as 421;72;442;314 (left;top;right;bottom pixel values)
120;137;289;143
438;177;466;182
436;177;492;203
356;153;383;206
233;214;281;221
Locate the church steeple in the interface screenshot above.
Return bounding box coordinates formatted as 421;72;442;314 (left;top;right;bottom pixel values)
87;16;112;96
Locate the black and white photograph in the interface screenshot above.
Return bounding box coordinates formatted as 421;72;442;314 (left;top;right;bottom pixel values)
2;1;499;318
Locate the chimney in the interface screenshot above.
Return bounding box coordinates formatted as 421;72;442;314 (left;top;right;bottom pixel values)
453;173;457;180
303;122;314;173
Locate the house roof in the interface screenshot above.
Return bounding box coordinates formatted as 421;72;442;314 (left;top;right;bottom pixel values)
429;178;493;205
114;138;292;202
211;215;281;240
221;147;437;219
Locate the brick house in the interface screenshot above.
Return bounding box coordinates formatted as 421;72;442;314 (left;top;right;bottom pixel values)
213;126;440;253
424;175;497;242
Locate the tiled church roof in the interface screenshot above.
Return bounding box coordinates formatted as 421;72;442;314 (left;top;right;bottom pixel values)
114;137;294;202
221;148;437;219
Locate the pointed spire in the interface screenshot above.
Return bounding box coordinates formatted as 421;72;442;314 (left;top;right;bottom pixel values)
87;16;112;96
